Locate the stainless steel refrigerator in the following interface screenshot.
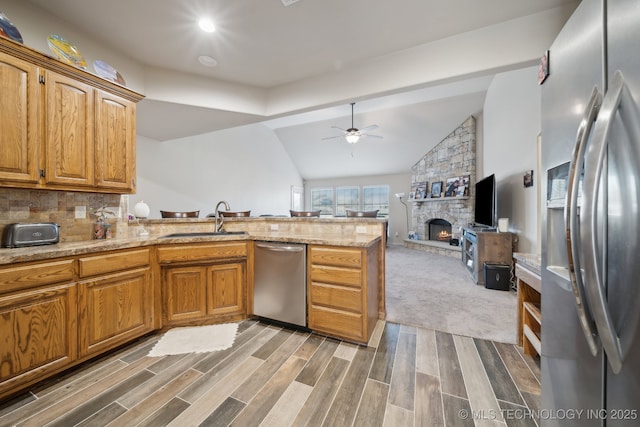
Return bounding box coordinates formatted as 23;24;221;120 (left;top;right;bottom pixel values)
541;0;640;425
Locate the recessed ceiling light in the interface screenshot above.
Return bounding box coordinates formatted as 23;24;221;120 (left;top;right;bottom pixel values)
198;55;218;67
198;17;215;33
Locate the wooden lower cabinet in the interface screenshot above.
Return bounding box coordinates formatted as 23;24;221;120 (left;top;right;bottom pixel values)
164;266;207;322
207;263;244;316
0;283;77;400
308;244;379;343
158;242;248;326
163;262;245;325
0;248;154;400
78;267;153;358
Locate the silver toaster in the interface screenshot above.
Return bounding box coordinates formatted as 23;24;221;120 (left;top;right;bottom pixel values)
2;222;60;248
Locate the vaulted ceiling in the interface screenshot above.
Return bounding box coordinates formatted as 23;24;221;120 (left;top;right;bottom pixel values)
25;0;579;179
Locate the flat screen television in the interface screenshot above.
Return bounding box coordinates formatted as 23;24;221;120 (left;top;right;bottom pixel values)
474;174;496;228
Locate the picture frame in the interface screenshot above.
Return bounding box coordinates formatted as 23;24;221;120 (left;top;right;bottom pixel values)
444;176;461;197
410;181;428;200
538;50;549;85
457;174;470;196
415;181;427;199
431;181;442;198
409;182;419;200
524;170;534;187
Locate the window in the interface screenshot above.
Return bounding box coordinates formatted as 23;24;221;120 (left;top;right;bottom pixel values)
309;184;389;216
335;186;359;216
310;188;333;215
363;185;389;216
291;186;303;211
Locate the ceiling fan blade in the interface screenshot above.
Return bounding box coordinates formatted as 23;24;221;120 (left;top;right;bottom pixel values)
330;126;347;132
361;134;383;140
321;135;344;140
358;124;379;133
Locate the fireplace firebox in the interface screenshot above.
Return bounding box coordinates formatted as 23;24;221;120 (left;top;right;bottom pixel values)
426;218;453;242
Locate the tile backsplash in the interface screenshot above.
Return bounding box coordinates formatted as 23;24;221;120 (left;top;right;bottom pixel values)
0;189;129;242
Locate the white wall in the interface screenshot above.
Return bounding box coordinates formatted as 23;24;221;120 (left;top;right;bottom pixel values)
482;66;541;253
304;174;411;245
133;124;303;218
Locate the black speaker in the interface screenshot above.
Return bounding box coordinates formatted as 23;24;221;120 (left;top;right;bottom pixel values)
483;263;510;291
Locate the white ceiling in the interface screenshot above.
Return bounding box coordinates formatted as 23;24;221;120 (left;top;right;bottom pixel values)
25;0;578;179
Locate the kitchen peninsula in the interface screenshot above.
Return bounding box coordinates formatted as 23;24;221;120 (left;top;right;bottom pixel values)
0;216;386;400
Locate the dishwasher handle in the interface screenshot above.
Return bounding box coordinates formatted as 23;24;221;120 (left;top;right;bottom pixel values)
256;242;305;252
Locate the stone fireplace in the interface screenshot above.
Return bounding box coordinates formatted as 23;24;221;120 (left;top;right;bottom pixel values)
426;218;453;242
404;116;476;258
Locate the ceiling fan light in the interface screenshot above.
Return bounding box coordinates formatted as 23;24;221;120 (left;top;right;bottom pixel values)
346;134;360;144
198;17;216;33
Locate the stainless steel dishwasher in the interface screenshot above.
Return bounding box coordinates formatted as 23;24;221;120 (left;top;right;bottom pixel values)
254;241;307;327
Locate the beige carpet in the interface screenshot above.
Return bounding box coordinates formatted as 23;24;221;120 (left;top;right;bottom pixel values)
385;245;518;344
148;323;239;357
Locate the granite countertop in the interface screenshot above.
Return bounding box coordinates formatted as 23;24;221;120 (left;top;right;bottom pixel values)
513;252;541;275
0;232;381;265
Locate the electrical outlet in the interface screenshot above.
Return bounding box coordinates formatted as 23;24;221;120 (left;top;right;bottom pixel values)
75;206;86;219
356;226;367;234
270;224;279;231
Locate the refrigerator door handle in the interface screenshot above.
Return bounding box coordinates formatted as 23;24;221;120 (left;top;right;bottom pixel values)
582;70;633;374
565;86;601;356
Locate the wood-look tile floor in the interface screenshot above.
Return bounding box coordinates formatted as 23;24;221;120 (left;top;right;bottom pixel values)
0;320;541;427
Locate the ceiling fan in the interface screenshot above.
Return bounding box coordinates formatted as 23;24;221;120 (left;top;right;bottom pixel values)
322;102;382;144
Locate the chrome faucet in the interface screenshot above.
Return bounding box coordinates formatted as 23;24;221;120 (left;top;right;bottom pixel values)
214;200;230;232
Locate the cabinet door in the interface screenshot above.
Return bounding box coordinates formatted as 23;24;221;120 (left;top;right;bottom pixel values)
78;267;153;358
0;52;40;184
0;283;77;394
44;70;94;188
95;90;135;192
163;266;207;324
207;262;244;316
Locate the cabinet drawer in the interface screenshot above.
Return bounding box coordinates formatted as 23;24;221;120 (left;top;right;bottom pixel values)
309;246;362;268
157;242;248;264
78;248;150;278
310;283;362;313
308;305;363;341
310;264;361;287
0;259;75;294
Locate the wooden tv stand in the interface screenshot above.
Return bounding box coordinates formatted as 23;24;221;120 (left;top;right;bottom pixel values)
461;226;513;286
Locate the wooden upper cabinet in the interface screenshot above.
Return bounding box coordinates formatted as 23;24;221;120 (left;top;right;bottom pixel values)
0;52;40;184
95;91;136;191
0;37;143;193
44;70;95;188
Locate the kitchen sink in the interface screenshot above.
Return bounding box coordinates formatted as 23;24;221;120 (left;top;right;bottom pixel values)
160;231;248;238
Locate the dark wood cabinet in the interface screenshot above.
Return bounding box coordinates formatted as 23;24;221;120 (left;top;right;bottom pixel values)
462;227;513;286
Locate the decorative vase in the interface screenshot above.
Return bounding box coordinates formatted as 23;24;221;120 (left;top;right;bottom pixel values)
134;200;150;218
